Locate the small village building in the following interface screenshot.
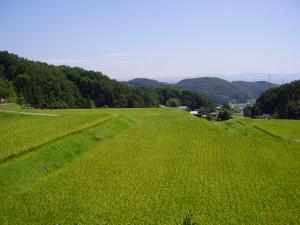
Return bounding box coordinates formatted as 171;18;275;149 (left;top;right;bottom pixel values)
209;112;219;120
179;106;188;111
262;114;271;119
0;98;6;104
190;110;198;115
233;106;242;113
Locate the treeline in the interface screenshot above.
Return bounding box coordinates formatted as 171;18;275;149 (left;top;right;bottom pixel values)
247;80;300;119
0;51;214;110
156;86;214;110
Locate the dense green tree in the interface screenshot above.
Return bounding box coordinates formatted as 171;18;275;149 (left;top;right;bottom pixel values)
156;86;214;111
0;65;5;79
218;109;231;121
14;73;33;103
252;80;300;119
0;78;14;100
243;105;252;117
223;102;231;110
166;98;180;107
198;106;210;116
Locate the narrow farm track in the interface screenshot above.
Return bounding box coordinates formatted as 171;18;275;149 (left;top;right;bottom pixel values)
0;110;59;117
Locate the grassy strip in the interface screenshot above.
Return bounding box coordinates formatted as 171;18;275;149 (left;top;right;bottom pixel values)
240;119;300;141
0;116;135;198
220;119;286;141
235;120;247;127
237;119;282;140
252;125;283;140
0;114;116;163
0;110;59;116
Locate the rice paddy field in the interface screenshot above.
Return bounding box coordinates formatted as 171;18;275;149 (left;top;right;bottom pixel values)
0;107;115;162
0;106;299;225
219;118;300;142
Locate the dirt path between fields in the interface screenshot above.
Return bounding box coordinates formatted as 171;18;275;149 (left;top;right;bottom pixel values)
0;110;58;117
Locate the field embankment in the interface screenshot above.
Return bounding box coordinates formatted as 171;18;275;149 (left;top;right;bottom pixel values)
0;109;116;162
219;118;300;142
0;116;135;199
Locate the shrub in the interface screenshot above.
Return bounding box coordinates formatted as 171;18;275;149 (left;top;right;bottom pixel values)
166;98;180;107
218;109;231;121
178;212;198;225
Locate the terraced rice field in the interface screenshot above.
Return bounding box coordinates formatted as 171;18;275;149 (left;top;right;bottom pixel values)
220;118;300;141
0;110;115;162
238;118;300;141
0;108;299;224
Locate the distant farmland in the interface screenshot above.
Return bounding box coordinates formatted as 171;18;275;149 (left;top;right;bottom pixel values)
0;106;299;225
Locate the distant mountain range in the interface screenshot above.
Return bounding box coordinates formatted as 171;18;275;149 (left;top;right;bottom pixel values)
218;72;300;84
126;77;278;104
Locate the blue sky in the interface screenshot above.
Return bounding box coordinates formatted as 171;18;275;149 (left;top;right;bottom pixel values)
1;0;300;82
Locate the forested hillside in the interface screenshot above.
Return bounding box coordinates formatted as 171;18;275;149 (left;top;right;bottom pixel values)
0;51;213;110
231;81;278;98
0;51;160;108
177;77;246;104
177;77;277;104
251;80;300;119
156;86;214;110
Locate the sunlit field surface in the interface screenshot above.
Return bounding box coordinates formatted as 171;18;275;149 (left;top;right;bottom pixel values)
0;109;115;162
220;118;300;141
238;118;300;141
0;108;299;225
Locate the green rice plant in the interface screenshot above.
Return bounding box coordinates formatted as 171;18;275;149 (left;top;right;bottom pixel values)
0;110;115;162
239;118;300;141
221;118;300;142
0;116;134;198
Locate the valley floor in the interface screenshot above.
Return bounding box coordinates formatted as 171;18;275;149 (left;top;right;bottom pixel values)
0;106;299;225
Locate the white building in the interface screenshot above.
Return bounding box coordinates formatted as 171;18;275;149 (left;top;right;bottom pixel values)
179;106;188;110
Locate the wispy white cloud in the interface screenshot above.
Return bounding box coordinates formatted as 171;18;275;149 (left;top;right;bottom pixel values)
105;53;131;57
45;53;135;65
